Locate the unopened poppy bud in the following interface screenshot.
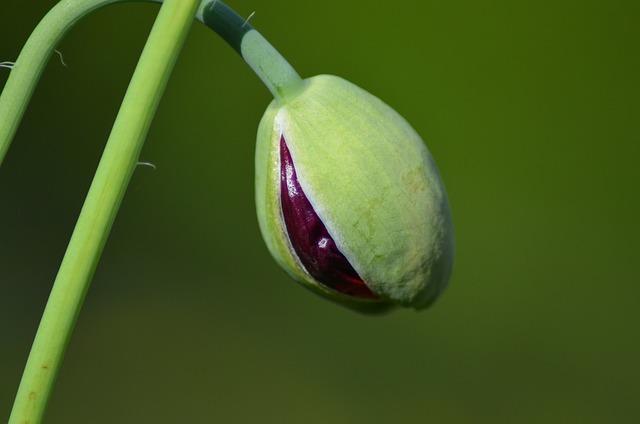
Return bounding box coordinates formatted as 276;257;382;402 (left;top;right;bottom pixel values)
202;1;454;313
255;75;454;313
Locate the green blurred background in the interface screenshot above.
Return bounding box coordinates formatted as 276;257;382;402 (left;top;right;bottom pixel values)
1;0;639;422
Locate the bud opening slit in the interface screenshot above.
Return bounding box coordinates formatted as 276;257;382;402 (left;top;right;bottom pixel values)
279;136;378;299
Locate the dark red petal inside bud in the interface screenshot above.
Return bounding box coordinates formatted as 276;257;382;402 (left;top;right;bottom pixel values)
280;136;378;299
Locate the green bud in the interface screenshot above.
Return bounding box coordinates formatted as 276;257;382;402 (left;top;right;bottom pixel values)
255;75;454;313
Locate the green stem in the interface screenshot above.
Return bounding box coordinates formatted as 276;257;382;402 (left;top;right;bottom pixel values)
0;0;163;166
7;0;199;422
0;1;301;166
1;0;304;421
201;1;305;103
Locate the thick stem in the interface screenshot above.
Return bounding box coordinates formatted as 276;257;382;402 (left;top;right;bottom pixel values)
7;0;199;422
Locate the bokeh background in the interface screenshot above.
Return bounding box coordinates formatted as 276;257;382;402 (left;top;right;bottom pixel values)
1;0;639;422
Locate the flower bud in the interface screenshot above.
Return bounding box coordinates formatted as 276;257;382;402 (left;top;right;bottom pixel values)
255;75;454;313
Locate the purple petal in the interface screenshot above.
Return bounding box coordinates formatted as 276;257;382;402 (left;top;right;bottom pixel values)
280;135;378;299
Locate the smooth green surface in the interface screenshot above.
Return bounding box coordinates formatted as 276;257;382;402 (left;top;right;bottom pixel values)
5;0;199;422
1;0;639;422
200;0;252;54
241;30;304;102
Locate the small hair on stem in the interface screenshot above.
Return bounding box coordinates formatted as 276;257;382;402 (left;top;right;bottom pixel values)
243;11;256;27
54;50;68;67
137;161;157;170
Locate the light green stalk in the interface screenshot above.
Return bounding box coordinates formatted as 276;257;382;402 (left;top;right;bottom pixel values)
6;0;200;422
0;0;157;165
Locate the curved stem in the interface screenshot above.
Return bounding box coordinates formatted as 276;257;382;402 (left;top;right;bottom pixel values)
0;0;164;167
201;1;305;103
7;0;199;422
0;0;302;168
1;0;302;422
